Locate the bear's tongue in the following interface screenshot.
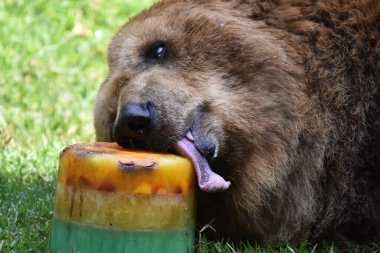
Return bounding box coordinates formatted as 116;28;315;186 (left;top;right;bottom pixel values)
173;132;230;192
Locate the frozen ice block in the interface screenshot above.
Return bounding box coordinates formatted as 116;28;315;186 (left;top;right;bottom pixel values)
50;142;196;253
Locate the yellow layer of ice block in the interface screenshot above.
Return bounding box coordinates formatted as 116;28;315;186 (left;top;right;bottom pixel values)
58;142;195;195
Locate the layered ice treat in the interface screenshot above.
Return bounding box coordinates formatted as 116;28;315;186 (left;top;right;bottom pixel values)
50;142;196;253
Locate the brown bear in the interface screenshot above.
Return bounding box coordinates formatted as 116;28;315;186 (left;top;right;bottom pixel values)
94;0;380;247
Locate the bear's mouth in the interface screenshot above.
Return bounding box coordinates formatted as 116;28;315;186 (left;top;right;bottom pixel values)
110;107;230;192
115;130;231;192
173;131;230;192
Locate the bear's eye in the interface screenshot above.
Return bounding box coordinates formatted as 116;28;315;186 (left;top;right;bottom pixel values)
143;41;169;63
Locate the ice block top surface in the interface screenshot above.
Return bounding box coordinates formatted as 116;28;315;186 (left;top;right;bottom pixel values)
58;142;195;194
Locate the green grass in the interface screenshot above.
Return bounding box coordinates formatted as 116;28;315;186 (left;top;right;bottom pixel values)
0;0;378;252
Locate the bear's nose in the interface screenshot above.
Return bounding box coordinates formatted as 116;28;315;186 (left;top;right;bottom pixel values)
113;102;156;146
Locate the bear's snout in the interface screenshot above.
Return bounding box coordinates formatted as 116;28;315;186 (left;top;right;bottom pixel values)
113;102;157;148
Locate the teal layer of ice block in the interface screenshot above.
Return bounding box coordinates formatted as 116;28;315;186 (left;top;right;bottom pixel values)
50;218;194;253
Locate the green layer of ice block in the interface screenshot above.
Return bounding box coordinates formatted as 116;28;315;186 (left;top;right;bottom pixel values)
50;218;194;253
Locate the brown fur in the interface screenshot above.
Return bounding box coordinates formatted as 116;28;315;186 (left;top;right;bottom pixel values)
94;0;380;246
